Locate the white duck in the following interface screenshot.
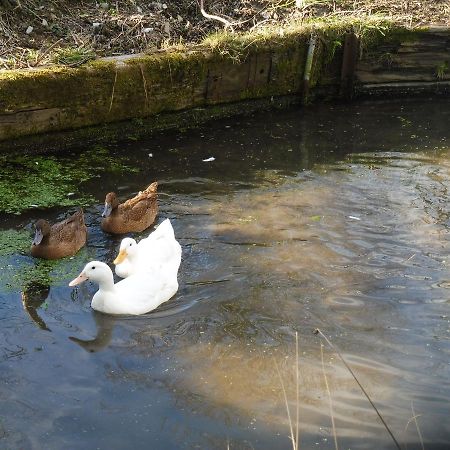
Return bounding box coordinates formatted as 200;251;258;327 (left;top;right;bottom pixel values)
114;218;181;279
69;261;178;315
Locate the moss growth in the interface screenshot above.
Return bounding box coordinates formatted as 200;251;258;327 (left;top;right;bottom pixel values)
0;145;138;214
53;47;96;67
0;243;96;292
123;49;211;114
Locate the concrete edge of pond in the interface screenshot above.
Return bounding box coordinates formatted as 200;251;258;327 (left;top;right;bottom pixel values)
0;19;449;152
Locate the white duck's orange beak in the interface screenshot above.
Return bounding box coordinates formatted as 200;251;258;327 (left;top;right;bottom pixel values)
113;249;127;265
69;271;88;287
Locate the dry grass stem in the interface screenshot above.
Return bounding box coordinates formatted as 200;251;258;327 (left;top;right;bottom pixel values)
274;357;297;450
314;328;401;450
295;331;300;450
139;64;149;109
411;401;425;450
320;343;339;450
108;69;118;114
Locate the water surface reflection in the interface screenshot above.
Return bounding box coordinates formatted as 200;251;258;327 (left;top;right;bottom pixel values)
0;98;449;449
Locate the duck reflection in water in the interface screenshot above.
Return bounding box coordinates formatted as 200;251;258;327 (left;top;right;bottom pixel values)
21;281;51;331
69;311;116;353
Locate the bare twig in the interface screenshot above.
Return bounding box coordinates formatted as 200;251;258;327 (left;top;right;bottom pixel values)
34;38;63;66
199;0;233;30
314;328;402;450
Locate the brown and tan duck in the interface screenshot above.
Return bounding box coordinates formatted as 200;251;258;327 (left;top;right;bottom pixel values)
31;209;87;260
101;181;158;234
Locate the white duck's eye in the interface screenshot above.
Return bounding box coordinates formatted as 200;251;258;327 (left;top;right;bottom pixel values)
92;266;96;270
129;243;133;247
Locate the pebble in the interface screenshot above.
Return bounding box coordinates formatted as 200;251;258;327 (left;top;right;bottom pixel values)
26;26;33;34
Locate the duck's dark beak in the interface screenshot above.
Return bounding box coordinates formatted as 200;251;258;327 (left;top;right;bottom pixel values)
102;202;112;218
32;228;43;246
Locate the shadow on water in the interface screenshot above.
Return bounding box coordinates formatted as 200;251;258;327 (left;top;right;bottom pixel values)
0;98;449;449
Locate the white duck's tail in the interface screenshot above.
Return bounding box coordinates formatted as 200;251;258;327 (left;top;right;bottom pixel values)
147;218;175;241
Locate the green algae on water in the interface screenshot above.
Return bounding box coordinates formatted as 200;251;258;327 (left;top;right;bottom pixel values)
0;239;96;293
0;145;138;214
0;229;30;257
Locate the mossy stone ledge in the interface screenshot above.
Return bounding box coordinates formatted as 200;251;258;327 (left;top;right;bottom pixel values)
0;20;448;150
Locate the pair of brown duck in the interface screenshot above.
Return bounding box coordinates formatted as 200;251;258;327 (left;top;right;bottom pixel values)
31;182;158;260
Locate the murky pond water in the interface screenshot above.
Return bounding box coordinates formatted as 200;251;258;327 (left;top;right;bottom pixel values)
0;98;449;450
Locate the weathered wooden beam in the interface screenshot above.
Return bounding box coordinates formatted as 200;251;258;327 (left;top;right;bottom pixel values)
340;32;359;100
356;27;450;87
356;80;450;97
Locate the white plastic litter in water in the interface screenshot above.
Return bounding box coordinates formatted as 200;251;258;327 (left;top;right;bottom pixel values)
202;157;215;162
348;215;361;221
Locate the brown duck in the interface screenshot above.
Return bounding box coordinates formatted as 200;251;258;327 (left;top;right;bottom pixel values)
101;181;158;234
31;209;87;260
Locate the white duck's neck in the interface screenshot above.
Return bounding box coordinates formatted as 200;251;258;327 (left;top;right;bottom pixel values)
128;250;141;265
96;271;115;292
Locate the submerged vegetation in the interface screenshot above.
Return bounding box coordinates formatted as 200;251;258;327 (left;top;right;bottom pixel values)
0;141;142;290
0;145;133;289
0;225;96;292
0;146;138;214
0;237;96;291
0;228;30;257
